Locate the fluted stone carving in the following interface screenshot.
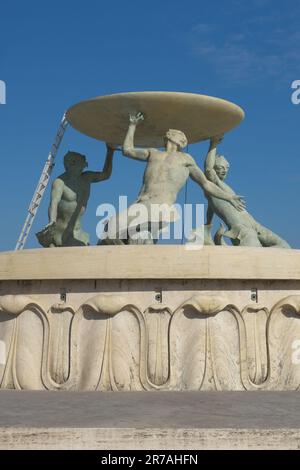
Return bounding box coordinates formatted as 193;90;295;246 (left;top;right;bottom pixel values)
1;293;300;391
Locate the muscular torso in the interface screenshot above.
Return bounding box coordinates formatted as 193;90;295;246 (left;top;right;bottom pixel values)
56;173;90;228
136;150;190;205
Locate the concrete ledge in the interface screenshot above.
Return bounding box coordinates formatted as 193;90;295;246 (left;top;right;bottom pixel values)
0;245;300;280
0;391;300;449
1;427;300;450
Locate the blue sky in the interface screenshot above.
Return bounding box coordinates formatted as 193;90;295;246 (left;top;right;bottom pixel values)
1;0;300;250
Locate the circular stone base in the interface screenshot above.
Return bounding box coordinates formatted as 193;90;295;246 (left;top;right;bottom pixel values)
66;92;245;147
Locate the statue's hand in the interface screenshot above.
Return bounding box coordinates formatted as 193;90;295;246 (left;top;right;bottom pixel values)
211;134;224;145
106;143;117;152
230;195;246;212
129;112;144;126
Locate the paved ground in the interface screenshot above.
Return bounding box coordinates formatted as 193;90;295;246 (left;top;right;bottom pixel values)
0;391;300;449
0;390;300;428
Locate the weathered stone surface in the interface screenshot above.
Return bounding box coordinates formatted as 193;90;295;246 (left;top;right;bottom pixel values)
1;247;300;391
1;245;300;281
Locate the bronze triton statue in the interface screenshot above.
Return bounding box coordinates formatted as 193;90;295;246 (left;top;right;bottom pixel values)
203;135;290;248
36;145;114;247
100;113;245;245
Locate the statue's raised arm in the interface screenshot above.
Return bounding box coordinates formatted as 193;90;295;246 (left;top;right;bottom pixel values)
123;112;150;161
83;144;114;183
205;135;224;184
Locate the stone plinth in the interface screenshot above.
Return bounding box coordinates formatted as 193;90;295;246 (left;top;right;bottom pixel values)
0;246;300;391
1;391;300;449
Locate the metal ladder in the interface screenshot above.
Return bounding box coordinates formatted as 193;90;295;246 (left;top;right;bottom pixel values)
15;115;68;250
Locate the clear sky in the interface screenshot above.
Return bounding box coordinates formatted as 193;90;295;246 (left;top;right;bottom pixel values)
1;0;300;250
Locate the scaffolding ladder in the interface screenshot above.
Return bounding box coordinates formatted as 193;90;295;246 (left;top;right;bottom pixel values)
15;115;68;250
